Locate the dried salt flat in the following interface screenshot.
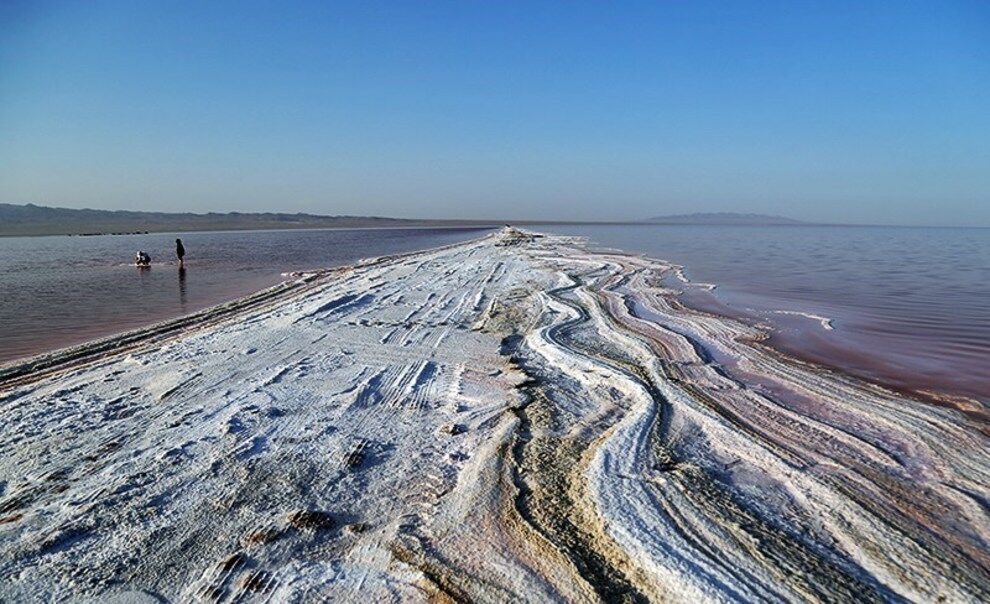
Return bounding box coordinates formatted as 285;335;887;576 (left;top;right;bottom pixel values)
0;228;987;602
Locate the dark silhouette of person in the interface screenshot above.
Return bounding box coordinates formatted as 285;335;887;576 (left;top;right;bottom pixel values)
175;238;185;267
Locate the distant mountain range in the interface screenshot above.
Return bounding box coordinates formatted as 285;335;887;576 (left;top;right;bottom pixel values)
646;212;809;225
0;203;817;237
0;203;494;237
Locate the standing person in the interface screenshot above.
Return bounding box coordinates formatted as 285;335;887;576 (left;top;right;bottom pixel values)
175;238;185;267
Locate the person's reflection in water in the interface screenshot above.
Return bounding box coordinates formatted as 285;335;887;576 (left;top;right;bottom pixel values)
178;266;187;308
138;262;151;288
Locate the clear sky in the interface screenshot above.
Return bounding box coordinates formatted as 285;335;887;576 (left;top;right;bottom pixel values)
1;1;988;225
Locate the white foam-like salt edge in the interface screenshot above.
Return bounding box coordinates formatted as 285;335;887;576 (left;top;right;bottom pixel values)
670;263;833;329
769;309;835;330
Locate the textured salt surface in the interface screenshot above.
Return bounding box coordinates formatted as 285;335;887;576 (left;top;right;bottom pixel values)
0;229;986;602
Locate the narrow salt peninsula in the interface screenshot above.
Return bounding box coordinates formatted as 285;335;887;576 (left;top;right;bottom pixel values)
0;228;987;602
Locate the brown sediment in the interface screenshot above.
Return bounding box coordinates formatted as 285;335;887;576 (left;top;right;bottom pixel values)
504;241;987;600
388;385;601;601
388;432;571;602
286;509;335;532
389;542;476;602
517;277;886;601
510;386;653;602
499;294;661;602
0;513;24;525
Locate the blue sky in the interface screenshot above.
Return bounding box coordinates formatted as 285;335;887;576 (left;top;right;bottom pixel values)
1;1;988;225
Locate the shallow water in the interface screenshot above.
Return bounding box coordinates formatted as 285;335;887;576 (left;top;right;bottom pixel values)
543;224;990;404
2;224;987;406
0;227;490;363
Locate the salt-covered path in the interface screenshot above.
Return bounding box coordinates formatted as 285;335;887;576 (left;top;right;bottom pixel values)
0;229;987;602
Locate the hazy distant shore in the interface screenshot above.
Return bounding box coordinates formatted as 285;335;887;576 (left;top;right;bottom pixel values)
13;202;987;238
0;202;498;237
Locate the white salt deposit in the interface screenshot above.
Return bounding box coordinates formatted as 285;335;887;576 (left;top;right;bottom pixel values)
0;228;986;602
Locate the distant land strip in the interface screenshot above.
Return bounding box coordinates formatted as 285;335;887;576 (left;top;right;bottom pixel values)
0;203;507;237
6;203;973;236
1;202;650;237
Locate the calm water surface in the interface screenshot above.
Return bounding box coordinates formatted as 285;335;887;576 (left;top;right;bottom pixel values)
545;225;990;405
2;224;987;406
0;227;490;363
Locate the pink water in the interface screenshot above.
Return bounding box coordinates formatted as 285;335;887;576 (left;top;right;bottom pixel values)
3;224;987;412
0;227;490;364
544;224;990;408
